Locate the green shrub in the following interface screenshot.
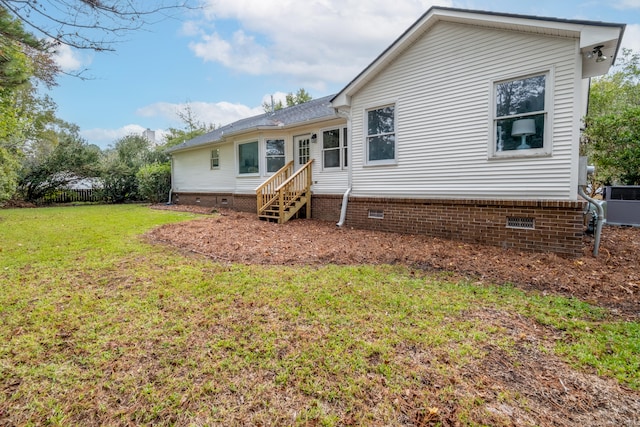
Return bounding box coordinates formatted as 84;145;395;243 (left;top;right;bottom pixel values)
136;162;171;204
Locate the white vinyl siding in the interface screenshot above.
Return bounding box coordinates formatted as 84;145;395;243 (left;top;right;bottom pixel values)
172;144;235;192
171;122;349;196
348;21;580;200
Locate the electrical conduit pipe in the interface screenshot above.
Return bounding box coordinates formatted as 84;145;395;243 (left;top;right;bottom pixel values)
578;185;604;257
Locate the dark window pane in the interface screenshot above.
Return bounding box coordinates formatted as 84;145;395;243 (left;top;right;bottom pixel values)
266;139;284;155
239;141;258;174
323;129;340;149
324;149;340;168
267;157;285;172
496;75;545;117
367;106;395;135
368;134;395;161
496;114;545;151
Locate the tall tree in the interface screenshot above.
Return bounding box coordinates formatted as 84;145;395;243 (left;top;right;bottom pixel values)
286;88;312;106
0;6;57;90
263;88;313;112
17;120;101;202
163;103;216;148
0;8;58;201
583;49;640;186
101;134;166;203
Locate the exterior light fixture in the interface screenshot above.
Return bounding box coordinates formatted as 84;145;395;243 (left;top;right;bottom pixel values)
586;45;607;63
511;119;536;150
310;133;317;143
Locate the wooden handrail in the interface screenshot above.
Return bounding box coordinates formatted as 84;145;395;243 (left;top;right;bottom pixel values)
256;161;294;215
255;160;294;194
256;159;314;221
276;160;313;220
275;159;313;192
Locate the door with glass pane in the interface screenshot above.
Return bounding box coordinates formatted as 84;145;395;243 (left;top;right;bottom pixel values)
294;134;311;170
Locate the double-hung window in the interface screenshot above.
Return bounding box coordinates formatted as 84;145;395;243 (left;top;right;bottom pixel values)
322;127;348;169
238;141;259;174
210;148;220;169
366;104;396;163
265;139;285;173
493;73;549;156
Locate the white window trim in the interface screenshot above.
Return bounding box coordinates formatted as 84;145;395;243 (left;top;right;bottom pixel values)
489;68;554;160
364;102;398;166
236;140;260;176
320;126;348;171
264;137;287;175
210;148;220;170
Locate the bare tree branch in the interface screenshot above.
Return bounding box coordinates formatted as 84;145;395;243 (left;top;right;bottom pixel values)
1;0;198;52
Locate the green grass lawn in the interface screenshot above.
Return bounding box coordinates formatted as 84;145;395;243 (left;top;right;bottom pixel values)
0;205;638;426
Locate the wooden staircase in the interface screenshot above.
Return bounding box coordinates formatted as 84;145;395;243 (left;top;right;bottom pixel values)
256;160;313;223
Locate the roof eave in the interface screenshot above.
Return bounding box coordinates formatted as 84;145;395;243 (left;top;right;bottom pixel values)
167;114;341;154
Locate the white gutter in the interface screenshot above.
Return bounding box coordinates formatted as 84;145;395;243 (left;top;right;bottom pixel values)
336;107;352;228
167;155;174;205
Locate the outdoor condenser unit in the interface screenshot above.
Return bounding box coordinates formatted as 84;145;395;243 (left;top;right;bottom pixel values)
604;186;640;226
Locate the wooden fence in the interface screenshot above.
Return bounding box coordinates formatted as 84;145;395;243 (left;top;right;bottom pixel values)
40;189;103;204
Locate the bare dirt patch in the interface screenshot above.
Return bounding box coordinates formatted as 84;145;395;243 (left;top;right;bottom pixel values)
148;205;640;319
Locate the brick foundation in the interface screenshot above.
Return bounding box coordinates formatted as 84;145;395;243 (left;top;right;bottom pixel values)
310;194;344;221
171;192;256;213
344;197;585;257
172;192;585;257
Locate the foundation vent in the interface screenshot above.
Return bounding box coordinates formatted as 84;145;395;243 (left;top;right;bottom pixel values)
368;210;384;219
506;217;534;229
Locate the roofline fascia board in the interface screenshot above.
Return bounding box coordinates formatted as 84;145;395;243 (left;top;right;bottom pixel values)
167;141;221;155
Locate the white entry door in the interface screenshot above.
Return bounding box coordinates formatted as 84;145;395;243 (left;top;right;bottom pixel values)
294;134;311;170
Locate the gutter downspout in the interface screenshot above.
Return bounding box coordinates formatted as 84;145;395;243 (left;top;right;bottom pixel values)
167;155;174;205
578;185;604;257
337;188;351;227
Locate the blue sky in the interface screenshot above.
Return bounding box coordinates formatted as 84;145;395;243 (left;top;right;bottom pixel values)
48;0;640;149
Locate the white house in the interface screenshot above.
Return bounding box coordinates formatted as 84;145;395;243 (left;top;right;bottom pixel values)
167;7;625;256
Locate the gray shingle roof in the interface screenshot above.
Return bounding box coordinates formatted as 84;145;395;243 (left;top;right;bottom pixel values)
168;94;337;153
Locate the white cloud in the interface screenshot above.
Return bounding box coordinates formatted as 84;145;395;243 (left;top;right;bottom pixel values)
186;0;452;84
136;100;264;128
50;43;91;72
614;0;640;9
620;24;640;54
82;100;269;149
81;124;151;149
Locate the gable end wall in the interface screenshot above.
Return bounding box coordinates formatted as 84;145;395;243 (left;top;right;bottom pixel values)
348;21;580;200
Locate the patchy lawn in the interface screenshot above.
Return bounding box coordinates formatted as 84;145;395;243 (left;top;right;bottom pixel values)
1;204;639;426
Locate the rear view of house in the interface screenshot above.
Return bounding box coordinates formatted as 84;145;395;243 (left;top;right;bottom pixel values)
168;7;625;257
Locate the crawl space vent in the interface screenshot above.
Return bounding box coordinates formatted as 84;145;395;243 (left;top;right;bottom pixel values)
368;210;384;219
506;217;535;229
